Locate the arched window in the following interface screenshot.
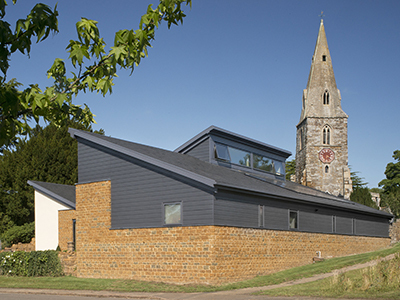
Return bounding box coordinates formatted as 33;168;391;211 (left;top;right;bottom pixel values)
325;165;329;173
323;125;331;145
323;90;329;105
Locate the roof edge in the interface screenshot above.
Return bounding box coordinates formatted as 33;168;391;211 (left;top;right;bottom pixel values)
28;180;75;209
68;128;216;188
215;183;393;219
175;125;292;158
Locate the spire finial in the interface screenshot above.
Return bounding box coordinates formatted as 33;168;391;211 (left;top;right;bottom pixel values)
319;11;325;21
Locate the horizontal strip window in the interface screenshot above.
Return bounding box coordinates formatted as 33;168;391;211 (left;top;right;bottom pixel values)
214;143;285;176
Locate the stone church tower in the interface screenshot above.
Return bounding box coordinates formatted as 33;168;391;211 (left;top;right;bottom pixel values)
295;19;353;199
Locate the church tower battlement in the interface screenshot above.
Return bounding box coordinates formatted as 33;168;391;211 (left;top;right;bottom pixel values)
296;19;352;199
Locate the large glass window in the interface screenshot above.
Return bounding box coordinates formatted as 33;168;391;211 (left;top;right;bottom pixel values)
214;143;285;176
289;210;298;229
164;203;182;225
229;147;250;167
253;154;273;172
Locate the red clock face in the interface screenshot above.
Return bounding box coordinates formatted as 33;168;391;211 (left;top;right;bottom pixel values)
319;148;335;163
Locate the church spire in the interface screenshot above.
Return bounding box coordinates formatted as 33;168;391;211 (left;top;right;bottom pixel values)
295;20;352;199
299;19;347;123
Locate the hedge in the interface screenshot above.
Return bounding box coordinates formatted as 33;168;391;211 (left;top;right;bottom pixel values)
0;250;63;276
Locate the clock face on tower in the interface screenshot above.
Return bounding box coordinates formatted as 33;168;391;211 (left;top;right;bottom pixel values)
319;148;335;163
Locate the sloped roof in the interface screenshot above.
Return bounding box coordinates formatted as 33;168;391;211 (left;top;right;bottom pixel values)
69;128;392;219
28;180;75;209
174;125;292;158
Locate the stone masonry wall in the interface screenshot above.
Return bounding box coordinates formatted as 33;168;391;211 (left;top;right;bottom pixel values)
73;180;390;285
390;219;400;244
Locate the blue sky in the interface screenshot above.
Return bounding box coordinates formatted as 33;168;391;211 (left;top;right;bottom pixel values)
4;0;400;188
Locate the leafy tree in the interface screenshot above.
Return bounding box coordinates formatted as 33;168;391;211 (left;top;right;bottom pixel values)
285;159;295;181
0;0;191;151
350;186;378;209
379;150;400;217
0;122;95;242
350;169;368;188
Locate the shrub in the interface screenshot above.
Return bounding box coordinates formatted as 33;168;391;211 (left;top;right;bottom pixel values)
1;222;35;248
0;250;63;277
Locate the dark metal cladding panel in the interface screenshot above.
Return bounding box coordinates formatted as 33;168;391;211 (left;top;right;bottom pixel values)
336;216;353;235
300;211;333;233
77;140;214;229
214;199;258;227
355;219;389;237
264;206;289;230
185;138;210;162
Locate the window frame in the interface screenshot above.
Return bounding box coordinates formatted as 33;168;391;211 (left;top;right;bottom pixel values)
322;125;331;145
163;202;182;226
258;205;264;228
289;210;299;230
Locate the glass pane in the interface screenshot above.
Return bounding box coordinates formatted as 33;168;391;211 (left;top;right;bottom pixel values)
289;211;298;229
258;205;264;227
164;203;181;224
229;147;250;167
215;143;230;161
253;154;273;172
274;161;284;175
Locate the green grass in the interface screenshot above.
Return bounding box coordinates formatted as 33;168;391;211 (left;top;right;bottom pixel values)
0;242;399;294
256;255;400;299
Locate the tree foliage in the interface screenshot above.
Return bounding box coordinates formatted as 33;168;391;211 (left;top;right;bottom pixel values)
379;150;400;217
0;122;92;239
285;159;296;181
350;186;378;209
0;0;191;151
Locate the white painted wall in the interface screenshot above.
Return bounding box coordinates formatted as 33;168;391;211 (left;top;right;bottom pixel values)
34;191;71;251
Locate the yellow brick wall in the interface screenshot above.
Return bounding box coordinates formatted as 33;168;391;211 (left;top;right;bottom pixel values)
58;209;77;251
74;180;390;285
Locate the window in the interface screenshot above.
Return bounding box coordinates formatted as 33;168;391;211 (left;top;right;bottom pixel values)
229;147;250;167
325;165;329;173
323;90;329;105
258;205;264;227
322;125;331;145
214;143;230;161
253;154;273;172
322;55;327;61
72;219;76;251
274;161;284;176
164;203;182;225
332;216;336;233
299;128;303;150
289;210;298;230
214;143;284;176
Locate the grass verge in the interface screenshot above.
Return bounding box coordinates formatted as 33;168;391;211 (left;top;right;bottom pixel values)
256;253;400;299
0;242;399;293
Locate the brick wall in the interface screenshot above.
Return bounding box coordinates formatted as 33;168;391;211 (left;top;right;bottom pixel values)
59;209;77;251
70;180;390;285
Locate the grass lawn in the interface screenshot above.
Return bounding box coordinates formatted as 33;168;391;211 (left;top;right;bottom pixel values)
0;242;399;294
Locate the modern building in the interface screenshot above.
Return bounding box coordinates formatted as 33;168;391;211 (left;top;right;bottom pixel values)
30;125;392;285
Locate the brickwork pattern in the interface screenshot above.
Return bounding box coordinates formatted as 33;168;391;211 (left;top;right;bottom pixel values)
58;251;77;276
59;209;77;251
70;180;390;285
